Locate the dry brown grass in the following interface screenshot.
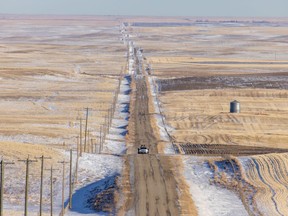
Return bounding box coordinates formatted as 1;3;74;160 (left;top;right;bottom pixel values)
171;156;198;215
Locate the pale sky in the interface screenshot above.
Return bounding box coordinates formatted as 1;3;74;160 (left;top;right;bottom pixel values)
0;0;287;17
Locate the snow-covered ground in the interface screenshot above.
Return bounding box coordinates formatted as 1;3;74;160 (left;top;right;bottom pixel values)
0;134;66;145
66;29;132;215
66;153;123;215
182;156;248;216
102;75;131;155
66;79;131;214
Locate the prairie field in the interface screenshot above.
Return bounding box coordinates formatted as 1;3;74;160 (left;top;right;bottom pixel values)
0;16;126;150
0;16;126;215
130;18;288;215
1;15;288;215
131;18;288;149
238;153;288;216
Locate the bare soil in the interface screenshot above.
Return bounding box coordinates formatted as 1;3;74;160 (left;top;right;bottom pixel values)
157;73;288;92
126;71;180;215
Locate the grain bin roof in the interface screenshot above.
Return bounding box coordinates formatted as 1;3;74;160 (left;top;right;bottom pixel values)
231;100;240;103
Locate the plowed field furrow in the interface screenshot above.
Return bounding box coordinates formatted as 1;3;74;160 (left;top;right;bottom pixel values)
238;153;288;216
253;158;282;216
179;143;288;156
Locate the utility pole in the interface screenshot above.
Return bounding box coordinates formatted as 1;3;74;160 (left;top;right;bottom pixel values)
45;166;58;216
0;160;14;216
58;160;68;216
35;155;51;216
91;138;94;154
69;149;73;209
99;125;103;153
110;104;114;127
75;136;79;183
87;130;90;153
107;109;110;133
50;167;53;216
84;108;89;152
0;161;4;216
19;156;38;216
94;139;97;154
79;117;83;156
104;115;108;135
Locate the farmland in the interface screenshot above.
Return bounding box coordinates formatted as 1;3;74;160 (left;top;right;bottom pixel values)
130;17;288;215
0;16;126;215
0;15;288;215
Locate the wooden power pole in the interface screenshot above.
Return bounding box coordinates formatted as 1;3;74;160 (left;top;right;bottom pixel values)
79;117;83;156
18;157;38;216
45;166;58;216
75;136;79;183
58;160;68;216
84;108;89;152
99;125;103;153
35;155;51;216
69;149;73;209
0;160;14;216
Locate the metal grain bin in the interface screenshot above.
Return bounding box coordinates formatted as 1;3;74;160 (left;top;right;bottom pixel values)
230;100;240;113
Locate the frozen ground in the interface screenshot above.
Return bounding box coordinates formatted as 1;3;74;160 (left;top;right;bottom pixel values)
148;76;175;154
0;16;128;215
65;75;129;215
182;156;248;216
66;153;123;215
102;75;131;154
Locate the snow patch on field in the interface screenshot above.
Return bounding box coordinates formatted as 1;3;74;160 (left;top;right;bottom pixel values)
0;134;66;145
128;41;135;75
182;156;248;216
148;76;175;154
33;75;79;83
103;76;130;154
66;153;123;215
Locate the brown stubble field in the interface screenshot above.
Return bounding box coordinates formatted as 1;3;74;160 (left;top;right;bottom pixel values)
0;15;126;214
131;19;288;149
0;15;126;149
130;18;288;215
1;15;288;215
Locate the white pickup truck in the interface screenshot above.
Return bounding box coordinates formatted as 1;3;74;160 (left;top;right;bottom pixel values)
138;145;149;154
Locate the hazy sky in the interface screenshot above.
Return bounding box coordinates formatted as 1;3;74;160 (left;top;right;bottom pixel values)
0;0;287;17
